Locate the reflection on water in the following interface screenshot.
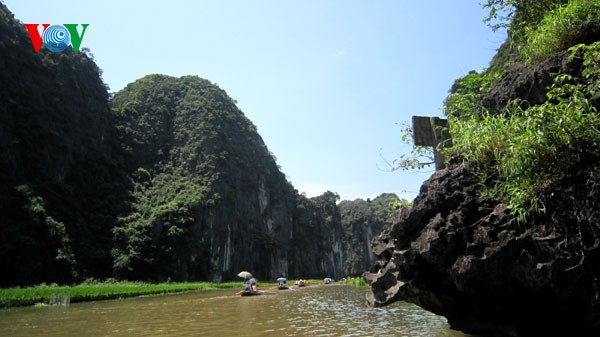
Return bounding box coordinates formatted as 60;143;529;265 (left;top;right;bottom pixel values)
0;285;470;336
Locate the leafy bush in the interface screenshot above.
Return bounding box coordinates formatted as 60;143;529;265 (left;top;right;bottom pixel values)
482;0;568;33
444;70;501;117
482;0;568;70
445;42;600;225
383;123;435;171
521;0;600;62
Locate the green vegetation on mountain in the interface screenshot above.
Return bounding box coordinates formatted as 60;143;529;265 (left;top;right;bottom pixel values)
109;74;293;281
520;0;600;61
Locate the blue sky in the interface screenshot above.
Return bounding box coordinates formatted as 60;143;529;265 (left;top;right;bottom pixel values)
5;0;506;201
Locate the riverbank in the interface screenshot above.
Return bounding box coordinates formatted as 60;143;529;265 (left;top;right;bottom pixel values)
340;277;368;287
0;281;240;308
1;278;367;308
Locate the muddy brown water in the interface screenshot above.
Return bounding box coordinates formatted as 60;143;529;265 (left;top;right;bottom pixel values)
0;284;472;336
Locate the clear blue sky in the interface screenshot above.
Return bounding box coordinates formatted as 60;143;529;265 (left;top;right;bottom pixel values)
5;0;506;201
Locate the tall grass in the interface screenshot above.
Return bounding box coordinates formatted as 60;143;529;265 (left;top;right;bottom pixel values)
0;281;239;308
521;0;600;62
444;42;600;226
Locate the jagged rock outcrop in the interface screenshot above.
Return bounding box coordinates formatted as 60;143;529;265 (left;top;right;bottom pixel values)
479;51;581;115
364;164;600;337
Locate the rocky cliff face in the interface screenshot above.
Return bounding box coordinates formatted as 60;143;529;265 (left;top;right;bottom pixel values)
0;3;129;285
289;191;347;280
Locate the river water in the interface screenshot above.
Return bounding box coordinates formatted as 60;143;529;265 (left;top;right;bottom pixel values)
0;284;472;336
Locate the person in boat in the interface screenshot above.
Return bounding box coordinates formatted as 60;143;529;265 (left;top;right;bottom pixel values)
277;275;287;288
250;278;257;292
243;279;252;292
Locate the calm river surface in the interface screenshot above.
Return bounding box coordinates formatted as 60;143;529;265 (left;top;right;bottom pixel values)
0;284;472;336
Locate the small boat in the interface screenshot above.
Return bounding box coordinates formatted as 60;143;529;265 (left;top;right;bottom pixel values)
240;277;260;296
240;290;263;296
278;285;289;290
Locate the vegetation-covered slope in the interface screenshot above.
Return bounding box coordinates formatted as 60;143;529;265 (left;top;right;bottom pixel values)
109;74;300;281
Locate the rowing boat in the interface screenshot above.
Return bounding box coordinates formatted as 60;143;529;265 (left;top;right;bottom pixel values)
240;290;264;296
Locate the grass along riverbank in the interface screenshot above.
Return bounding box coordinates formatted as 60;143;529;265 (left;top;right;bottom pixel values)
340;277;368;287
1;277;368;308
0;281;240;308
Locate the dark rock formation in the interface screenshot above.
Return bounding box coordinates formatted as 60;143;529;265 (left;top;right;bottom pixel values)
480;51;581;115
289;191;347;280
0;3;130;285
364;164;600;336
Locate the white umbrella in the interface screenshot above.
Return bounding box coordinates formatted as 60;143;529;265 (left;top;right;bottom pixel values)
276;277;287;282
237;271;253;280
